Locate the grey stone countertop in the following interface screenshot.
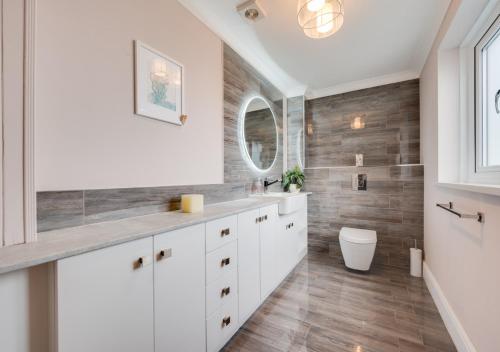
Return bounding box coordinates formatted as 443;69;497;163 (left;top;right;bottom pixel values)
0;197;292;275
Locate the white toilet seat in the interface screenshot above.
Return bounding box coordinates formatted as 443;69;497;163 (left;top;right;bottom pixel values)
339;227;377;244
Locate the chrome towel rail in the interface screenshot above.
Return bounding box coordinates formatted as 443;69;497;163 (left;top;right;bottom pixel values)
436;202;484;223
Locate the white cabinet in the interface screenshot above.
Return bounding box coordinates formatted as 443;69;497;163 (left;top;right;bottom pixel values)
206;215;237;252
275;196;308;284
206;241;238;284
206;295;238;352
237;208;261;323
55;199;307;352
259;204;279;299
205;216;239;352
56;237;155;352
154;224;206;352
56;225;207;352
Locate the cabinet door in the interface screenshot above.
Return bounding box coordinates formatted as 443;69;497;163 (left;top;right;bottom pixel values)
276;213;291;281
56;238;154;352
259;204;279;299
154;224;205;352
237;209;261;323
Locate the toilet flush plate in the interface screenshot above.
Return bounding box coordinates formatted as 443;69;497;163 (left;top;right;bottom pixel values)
352;174;367;191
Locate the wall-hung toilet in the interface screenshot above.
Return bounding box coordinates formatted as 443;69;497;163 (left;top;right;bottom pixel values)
339;227;377;271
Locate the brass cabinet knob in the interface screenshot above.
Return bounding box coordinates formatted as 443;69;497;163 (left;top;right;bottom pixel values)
220;257;231;267
222;316;231;327
221;287;231;297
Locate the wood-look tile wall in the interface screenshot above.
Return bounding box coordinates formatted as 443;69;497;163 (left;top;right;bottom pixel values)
303;80;422;269
287;96;305;170
37;183;247;232
306;80;420;168
223;44;284;187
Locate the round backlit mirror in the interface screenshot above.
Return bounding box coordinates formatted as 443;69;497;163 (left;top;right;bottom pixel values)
240;96;278;173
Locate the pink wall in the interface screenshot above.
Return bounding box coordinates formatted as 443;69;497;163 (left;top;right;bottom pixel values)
35;0;224;191
421;1;500;350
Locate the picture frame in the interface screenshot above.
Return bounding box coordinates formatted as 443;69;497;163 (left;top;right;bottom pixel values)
134;40;184;125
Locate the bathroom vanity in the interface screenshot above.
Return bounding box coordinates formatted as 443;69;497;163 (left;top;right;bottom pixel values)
2;193;309;352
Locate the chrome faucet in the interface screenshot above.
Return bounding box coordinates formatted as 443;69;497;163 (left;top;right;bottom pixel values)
263;176;281;193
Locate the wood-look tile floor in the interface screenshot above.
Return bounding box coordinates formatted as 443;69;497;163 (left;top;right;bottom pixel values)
223;252;456;352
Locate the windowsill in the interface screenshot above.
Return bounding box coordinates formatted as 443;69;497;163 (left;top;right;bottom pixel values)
437;182;500;197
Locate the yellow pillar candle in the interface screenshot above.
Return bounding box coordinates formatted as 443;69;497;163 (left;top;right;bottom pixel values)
181;194;204;213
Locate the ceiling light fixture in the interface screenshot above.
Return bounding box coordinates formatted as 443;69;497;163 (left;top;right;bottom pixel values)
298;0;344;39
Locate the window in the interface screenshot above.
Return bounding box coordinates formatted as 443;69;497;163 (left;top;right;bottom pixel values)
476;15;500;172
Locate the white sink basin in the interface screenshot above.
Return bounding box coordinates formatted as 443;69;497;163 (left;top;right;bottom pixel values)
250;192;307;215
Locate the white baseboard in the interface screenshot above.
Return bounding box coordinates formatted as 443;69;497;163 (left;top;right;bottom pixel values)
423;262;477;352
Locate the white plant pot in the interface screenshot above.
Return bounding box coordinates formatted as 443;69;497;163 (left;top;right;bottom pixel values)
289;184;300;193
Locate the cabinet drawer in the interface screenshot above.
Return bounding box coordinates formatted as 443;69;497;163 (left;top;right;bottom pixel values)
206;215;238;253
280;212;297;233
206;241;237;285
206;268;238;317
206;296;238;352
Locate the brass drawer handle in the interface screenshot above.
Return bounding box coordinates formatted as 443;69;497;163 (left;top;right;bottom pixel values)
220;228;230;237
158;248;172;261
135;255;152;269
221;286;231;297
222;316;231;327
221;257;231;267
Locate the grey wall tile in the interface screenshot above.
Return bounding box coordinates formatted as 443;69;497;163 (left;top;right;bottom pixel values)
303;81;423;270
305;80;420;168
223;44;284;187
38;183;247;232
37;191;84;232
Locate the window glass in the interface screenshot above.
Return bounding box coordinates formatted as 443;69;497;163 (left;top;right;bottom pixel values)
482;26;500;167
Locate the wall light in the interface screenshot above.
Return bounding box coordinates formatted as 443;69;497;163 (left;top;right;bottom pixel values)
350;116;365;130
307;123;314;136
297;0;344;39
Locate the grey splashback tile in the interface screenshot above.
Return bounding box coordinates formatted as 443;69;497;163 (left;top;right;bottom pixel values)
37;191;84;232
38;183;247;232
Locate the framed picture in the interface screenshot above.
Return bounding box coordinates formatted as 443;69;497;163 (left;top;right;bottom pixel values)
134;40;184;125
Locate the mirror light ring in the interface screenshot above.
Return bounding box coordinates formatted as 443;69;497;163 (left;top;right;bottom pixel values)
238;95;279;175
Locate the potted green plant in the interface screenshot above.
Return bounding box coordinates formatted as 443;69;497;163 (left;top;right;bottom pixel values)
282;166;305;193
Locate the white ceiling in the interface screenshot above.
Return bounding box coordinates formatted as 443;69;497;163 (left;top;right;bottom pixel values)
178;0;450;98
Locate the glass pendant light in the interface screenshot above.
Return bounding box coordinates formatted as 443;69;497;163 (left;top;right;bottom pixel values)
298;0;344;39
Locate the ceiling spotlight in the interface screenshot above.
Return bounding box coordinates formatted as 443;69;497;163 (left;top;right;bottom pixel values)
237;0;266;23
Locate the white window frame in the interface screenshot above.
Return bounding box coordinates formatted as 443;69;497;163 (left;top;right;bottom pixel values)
458;4;500;186
475;15;500;175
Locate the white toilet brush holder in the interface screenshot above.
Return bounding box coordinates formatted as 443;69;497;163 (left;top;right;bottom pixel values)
410;239;422;277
